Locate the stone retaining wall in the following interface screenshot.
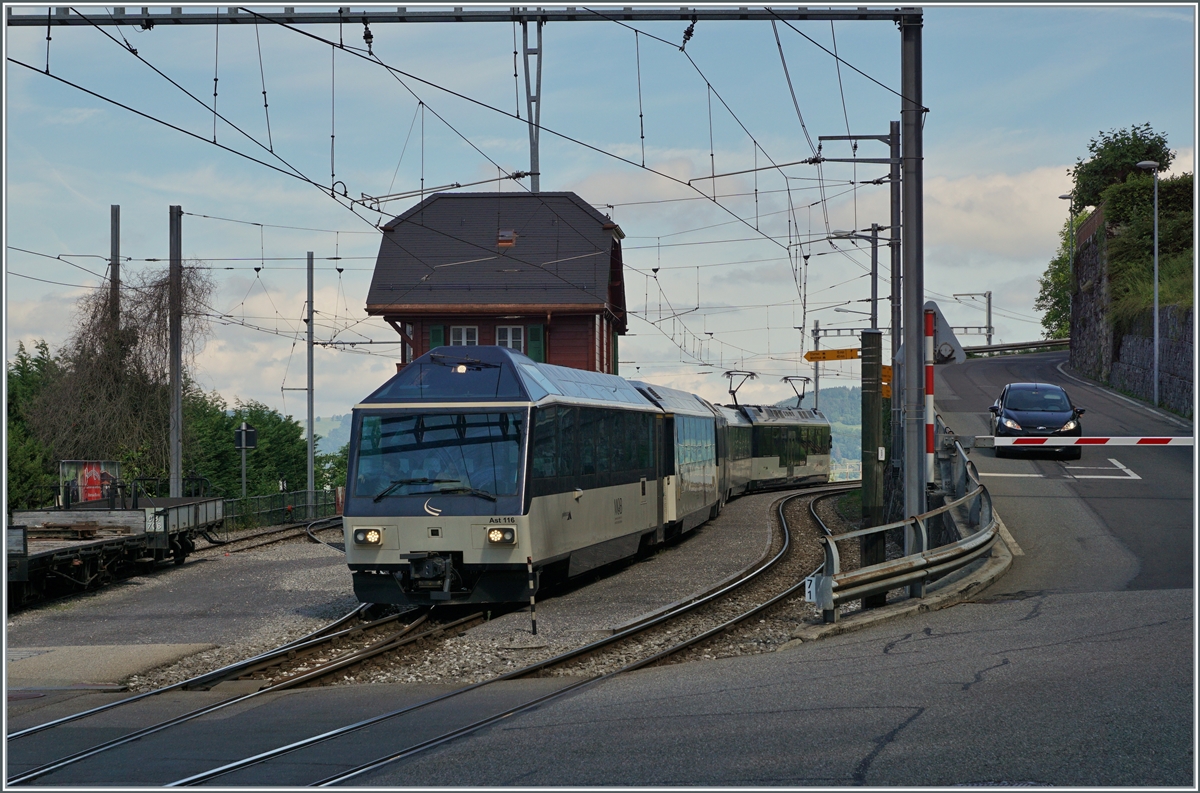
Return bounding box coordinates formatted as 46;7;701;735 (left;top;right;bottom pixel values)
1069;204;1193;418
1109;306;1193;418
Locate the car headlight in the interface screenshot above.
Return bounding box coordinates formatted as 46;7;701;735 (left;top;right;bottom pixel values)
353;528;383;545
1060;418;1078;432
486;527;516;545
1000;417;1022;430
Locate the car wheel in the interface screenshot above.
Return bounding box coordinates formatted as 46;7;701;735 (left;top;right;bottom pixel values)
995;445;1008;459
1062;447;1082;460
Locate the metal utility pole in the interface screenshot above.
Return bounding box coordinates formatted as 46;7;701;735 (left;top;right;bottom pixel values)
901;13;925;542
953;292;993;347
860;328;885;608
169;205;183;498
812;319;821;411
110;205;120;333
521;19;544;192
889;120;903;474
307;251;316;518
870;223;880;329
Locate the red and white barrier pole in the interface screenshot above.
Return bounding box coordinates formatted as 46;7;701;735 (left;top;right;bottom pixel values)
992;436;1193;446
925;309;935;482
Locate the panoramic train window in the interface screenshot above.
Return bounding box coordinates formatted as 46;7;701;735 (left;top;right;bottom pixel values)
367;357;524;401
354;411;525;499
675;416;715;467
529;406;654;494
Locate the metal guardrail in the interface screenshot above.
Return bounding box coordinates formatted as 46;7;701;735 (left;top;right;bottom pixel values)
806;414;998;622
220;490;338;535
964;338;1069;354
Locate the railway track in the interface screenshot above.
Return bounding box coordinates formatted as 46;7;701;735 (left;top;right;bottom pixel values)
4;603;509;786
164;482;856;787
193;515;344;556
6;482;856;786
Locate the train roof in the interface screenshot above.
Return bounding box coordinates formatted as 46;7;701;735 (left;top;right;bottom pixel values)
715;404;754;427
359;346;656;410
730;404;830;426
627;380;718;418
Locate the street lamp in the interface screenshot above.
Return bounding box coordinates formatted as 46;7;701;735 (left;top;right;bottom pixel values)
833;306;871;316
1136;160;1160;406
832;224;884;329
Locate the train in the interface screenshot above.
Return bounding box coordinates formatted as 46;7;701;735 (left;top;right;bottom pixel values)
343;345;832;606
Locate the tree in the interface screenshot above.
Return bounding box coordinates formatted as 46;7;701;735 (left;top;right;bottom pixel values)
1035;218;1075;340
6;341;60;510
1069;124;1174;212
317;442;350;492
26;263;213;481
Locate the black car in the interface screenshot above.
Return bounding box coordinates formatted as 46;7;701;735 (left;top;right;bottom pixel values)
988;382;1085;459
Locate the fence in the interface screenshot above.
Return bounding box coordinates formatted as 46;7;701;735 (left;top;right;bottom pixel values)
806;414;998;623
220;490;339;535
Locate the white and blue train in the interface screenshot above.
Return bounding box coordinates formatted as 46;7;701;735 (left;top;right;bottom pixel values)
343;346;832;606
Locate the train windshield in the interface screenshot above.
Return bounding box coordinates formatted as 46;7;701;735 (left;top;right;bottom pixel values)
353;411;526;500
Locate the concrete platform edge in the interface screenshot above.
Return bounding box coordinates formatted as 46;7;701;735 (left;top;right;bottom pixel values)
778;511;1014;649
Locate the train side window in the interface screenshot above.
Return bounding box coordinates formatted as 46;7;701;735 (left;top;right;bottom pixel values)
532;406;556;479
557;406;577;480
579;408;597;476
596;410;612;473
637;413;653;470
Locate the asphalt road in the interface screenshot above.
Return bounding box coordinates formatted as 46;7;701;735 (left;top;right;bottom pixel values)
936;351;1193;593
7;352;1193;785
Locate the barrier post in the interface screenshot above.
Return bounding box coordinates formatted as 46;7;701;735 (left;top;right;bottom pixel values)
526;556;537;635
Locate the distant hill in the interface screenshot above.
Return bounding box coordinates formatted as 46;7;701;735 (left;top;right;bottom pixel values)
314;414;352;454
775;386;862;464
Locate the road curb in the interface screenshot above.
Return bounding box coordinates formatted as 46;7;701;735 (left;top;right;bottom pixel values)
777;515;1014;650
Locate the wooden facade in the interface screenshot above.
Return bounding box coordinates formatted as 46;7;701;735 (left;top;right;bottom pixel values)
366;192;627;374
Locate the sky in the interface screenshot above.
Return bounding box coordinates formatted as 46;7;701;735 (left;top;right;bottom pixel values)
4;3;1196;421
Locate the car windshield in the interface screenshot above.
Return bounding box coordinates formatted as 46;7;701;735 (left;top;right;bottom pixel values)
353;411;525;499
1005;388;1070;412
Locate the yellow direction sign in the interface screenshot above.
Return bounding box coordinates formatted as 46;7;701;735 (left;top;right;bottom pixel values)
804;348;859;362
881;365;893;383
882;383;893;399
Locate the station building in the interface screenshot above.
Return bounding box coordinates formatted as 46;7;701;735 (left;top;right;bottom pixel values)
366;191;627;374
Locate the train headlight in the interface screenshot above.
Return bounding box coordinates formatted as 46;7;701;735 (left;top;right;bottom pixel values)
487;527;516;544
353;528;383;545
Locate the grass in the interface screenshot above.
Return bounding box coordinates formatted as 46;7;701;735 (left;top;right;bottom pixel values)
836;489;862;523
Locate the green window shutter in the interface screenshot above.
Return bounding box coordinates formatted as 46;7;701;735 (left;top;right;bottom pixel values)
526;324;544;362
429;325;445;349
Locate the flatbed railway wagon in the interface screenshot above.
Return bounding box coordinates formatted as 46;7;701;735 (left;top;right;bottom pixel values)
343;346;832;607
7;497;223;603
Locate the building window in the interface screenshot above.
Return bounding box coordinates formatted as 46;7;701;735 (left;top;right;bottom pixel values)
496;325;524;353
450;326;478;346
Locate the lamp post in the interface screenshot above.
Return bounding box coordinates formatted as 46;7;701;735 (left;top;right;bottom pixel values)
1059;193;1075;331
1136;160;1160;406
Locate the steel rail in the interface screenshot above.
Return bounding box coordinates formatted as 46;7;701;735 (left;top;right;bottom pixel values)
5;603;369;742
200;516;342;553
172;483;855;787
314;488;845;786
5;609;439;786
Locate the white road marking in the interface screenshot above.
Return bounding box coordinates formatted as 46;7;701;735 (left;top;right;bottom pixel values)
979;472;1044;477
1069;457;1141;480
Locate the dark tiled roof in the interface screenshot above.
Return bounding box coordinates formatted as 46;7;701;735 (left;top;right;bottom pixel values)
366;192;621;310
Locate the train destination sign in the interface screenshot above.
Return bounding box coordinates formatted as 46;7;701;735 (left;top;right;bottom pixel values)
804;348;859;362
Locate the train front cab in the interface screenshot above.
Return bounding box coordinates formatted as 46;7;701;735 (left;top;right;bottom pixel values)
344;347;670;606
